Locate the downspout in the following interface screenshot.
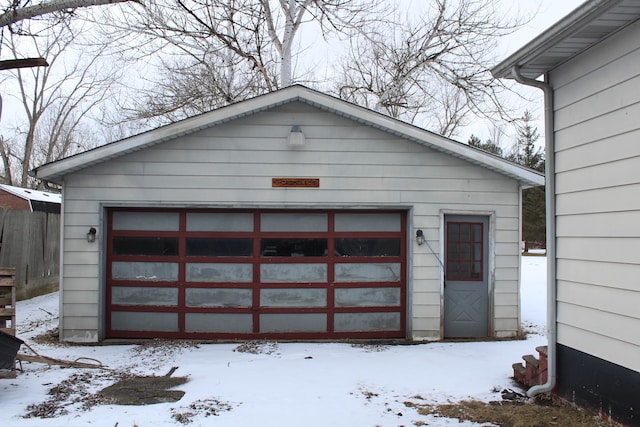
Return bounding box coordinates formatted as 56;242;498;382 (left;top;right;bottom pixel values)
511;65;557;397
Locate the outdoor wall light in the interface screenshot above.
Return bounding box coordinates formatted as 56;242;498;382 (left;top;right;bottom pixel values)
288;125;305;147
416;229;425;246
87;227;97;243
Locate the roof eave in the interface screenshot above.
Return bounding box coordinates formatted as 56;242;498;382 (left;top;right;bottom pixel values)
492;0;625;79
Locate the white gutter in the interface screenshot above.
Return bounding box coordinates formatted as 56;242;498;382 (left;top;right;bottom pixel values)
511;65;557;398
58;183;65;343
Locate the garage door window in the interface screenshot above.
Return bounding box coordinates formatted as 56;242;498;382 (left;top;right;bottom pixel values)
186;238;253;257
260;238;327;257
186;263;253;282
186;212;254;232
335;238;400;257
261;212;327;232
113;237;179;256
111;261;179;281
113;211;179;231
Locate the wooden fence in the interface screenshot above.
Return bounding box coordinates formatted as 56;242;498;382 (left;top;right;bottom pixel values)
0;208;60;300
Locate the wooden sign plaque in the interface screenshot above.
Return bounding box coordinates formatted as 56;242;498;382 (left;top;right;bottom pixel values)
272;178;320;188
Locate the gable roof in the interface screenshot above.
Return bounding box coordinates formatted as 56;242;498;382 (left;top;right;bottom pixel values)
32;85;543;188
0;184;61;213
492;0;640;79
0;184;61;204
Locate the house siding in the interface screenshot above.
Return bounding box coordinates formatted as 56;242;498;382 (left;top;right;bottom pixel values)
58;102;522;342
551;18;640;374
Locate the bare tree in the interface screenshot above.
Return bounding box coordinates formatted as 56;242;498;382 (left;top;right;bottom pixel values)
335;0;524;137
0;0;139;137
486;121;507;151
119;37;279;126
0;20;122;186
98;0;385;123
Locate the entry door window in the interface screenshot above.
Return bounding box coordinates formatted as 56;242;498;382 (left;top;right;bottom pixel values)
446;222;483;280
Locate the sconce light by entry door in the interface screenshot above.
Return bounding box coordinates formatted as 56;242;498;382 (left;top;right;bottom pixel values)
87;227;97;243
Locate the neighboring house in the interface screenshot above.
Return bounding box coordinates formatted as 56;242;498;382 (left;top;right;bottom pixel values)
31;85;542;345
0;184;61;299
492;0;640;425
0;184;61;213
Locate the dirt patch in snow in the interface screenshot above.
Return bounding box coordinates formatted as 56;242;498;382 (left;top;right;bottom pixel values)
171;398;236;424
98;370;188;405
21;366;239;423
23;370;131;418
405;393;610;427
30;327;60;345
23;367;189;417
350;343;390;352
233;341;279;355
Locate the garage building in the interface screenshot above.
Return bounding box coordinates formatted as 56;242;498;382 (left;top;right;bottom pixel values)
32;85;543;342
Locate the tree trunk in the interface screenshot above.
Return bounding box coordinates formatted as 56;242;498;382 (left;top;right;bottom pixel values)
280;0;295;87
21;123;37;187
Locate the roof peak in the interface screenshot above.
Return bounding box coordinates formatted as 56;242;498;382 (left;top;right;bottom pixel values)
32;86;543;188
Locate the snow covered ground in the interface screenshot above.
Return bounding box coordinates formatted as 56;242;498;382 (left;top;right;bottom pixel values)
2;256;547;427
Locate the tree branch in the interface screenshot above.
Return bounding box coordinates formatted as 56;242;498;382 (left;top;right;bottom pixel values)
0;58;49;70
0;0;139;28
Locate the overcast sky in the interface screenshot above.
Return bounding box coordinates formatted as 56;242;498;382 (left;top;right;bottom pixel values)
500;0;585;54
462;0;586;144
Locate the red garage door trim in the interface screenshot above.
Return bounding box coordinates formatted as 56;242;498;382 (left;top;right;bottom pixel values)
106;209;407;340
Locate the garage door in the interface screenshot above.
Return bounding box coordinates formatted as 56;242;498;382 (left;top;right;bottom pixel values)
106;209;406;339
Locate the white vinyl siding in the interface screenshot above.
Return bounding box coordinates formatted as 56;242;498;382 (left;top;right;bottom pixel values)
59;102;522;342
551;18;640;371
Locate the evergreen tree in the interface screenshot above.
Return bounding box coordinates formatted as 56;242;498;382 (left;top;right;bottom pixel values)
507;111;544;171
467;134;504;156
509;111;545;250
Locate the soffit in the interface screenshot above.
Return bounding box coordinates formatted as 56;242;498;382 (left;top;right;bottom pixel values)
492;0;640;79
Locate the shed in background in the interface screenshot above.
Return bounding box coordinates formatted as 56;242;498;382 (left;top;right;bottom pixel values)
0;185;60;300
0;184;61;214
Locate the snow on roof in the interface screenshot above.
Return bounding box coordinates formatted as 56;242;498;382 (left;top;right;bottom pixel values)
0;184;61;204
